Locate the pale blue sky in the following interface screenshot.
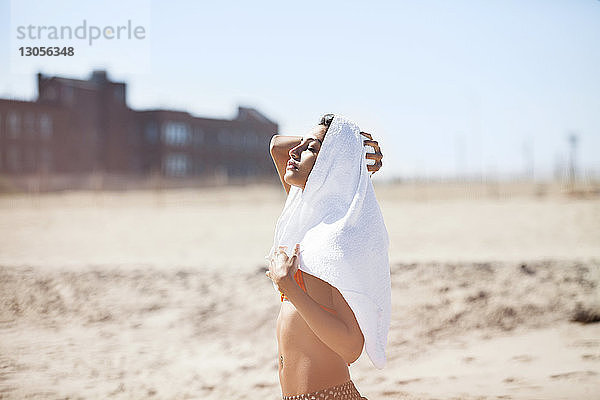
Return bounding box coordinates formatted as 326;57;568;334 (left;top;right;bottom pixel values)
1;0;599;181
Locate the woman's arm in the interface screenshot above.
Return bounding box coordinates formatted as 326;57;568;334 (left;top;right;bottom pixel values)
279;275;364;364
267;244;364;364
270;135;302;195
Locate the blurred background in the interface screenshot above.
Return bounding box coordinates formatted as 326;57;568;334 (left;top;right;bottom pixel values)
0;1;598;399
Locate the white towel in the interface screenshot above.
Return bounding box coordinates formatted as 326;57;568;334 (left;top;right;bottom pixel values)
268;114;391;369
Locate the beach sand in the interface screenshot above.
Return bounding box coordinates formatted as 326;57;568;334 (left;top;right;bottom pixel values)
0;182;599;399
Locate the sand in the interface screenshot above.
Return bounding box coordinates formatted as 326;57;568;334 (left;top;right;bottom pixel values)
0;182;599;399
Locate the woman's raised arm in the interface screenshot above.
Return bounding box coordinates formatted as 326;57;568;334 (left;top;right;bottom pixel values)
269;132;383;195
270;135;302;195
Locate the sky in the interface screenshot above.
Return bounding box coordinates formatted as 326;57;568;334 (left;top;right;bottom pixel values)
1;0;599;181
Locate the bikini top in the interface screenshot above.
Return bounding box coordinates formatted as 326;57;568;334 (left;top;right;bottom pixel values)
280;269;352;366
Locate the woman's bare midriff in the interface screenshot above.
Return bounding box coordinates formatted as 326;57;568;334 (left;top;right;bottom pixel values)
276;271;351;396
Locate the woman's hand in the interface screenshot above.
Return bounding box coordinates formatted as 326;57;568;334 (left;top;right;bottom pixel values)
266;244;300;293
360;131;383;174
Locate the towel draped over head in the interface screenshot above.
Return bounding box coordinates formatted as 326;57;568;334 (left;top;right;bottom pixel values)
268;114;391;369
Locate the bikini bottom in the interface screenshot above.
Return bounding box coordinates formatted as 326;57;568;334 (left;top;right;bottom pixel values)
282;380;367;400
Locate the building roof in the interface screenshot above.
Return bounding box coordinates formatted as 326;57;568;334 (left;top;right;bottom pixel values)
236;106;276;125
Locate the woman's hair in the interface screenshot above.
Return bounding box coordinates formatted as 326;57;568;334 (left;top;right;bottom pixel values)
319;113;335;133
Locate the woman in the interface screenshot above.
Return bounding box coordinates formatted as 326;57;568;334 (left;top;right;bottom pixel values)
266;114;390;400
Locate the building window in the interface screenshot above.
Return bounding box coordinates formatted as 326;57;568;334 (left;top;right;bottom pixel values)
62;86;74;104
193;127;205;148
218;129;230;146
194;159;203;174
43;86;58;101
40;114;53;139
25;147;36;170
7;145;19;171
24;112;35;136
114;86;125;103
145;121;158;144
8;111;20;138
231;130;243;148
245;164;256;176
243;131;259;148
164;153;189;176
40;147;52;171
163;121;191;146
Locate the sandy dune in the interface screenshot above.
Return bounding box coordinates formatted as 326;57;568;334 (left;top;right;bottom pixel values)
0;183;599;399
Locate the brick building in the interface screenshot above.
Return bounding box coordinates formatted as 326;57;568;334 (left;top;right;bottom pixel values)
0;70;278;183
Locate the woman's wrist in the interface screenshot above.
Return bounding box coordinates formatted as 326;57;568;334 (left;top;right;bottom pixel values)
271;135;302;153
276;273;297;296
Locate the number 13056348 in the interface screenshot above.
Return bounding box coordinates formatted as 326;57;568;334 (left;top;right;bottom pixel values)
19;46;74;56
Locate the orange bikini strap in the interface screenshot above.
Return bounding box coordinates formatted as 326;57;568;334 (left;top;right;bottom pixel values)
295;269;306;291
320;303;337;314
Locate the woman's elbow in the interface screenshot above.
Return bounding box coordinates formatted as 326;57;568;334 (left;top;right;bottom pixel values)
269;134;281;152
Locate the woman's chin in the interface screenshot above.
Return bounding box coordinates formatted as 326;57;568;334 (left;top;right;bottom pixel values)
284;171;304;188
283;170;295;184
